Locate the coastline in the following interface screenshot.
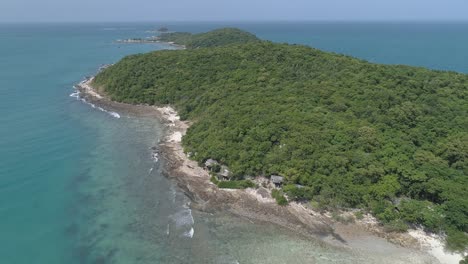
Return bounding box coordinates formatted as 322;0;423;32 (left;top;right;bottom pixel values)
116;39;186;49
75;77;465;264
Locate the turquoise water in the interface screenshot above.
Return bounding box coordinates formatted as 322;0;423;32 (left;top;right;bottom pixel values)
1;22;466;263
165;22;468;73
0;24;168;263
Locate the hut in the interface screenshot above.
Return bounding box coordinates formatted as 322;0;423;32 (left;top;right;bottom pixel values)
204;159;219;168
270;175;284;187
218;166;230;181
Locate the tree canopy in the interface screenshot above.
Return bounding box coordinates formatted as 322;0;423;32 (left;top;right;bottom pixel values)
156;27;260;48
94;28;468;250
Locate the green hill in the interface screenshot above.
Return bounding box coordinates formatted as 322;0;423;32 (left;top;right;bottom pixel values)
157;28;260;48
93;28;468;250
156;32;192;46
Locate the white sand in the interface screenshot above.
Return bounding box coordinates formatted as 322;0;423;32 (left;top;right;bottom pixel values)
157;106;184;143
157;106;180;125
168;131;182;143
78;77;103;99
408;228;465;264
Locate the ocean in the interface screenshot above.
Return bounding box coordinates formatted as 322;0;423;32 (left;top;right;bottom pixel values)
1;22;466;264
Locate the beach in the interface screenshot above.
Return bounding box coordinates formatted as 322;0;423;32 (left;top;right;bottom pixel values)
75;77;464;264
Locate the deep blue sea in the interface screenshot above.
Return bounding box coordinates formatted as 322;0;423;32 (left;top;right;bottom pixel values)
1;22;467;264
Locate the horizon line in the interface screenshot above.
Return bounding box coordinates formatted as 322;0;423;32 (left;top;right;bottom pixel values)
2;19;468;24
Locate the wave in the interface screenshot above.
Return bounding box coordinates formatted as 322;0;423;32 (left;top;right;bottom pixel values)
183;227;194;238
184;204;195;226
169;201;195;239
87;100;121;118
69;91;80;98
70;88;120;119
108;111;121;118
170;185;177;204
151;152;159;162
172;207;194;228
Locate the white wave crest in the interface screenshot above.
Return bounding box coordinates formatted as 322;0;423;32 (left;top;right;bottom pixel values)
108;111;121;118
151;152;159;162
169;203;195;239
183;227;194;238
69;91;80;98
70;87;121;119
170;185;177;204
172;207;194;228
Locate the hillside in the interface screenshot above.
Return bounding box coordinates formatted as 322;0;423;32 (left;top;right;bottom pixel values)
156;27;260;48
156;32;192;45
93;29;468;250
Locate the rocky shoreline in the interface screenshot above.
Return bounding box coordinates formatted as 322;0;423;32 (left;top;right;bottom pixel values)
75;77;463;264
116;38;186;49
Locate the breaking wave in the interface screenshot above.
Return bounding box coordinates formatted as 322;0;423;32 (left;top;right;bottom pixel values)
70;88;120;119
183;227;194;238
168;196;195;239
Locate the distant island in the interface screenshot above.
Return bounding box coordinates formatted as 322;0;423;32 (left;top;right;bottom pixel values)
117;28;258;49
155;28;259;48
92;28;467;257
158;27;169;32
116;38;158;43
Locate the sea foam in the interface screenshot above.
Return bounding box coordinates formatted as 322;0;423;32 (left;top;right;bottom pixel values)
69;91;80;98
169;201;195;239
70;87;121;119
183;227;194;238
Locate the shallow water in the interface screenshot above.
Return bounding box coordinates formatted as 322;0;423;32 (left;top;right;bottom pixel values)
2;22;465;263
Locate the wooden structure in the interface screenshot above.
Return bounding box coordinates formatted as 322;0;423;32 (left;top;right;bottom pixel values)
270;175;284;187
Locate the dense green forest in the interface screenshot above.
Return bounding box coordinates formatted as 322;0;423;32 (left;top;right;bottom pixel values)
94;28;468;250
156;27;260;48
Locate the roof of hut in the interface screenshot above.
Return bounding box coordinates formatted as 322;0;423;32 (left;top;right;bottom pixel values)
270;175;284;184
204;159;218;167
220;166;230;177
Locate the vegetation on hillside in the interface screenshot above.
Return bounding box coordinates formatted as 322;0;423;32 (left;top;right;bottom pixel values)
157;28;260;48
272;189;289;206
210;175;255;189
94;29;468;250
157;32;193;45
157;27;169;32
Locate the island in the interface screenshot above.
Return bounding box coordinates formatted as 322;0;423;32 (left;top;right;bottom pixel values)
86;28;467;262
158;26;169;32
118;28;259;49
116;38;158;43
155;28;259;48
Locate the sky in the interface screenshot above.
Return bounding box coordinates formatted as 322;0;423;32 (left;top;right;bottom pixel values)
1;0;468;23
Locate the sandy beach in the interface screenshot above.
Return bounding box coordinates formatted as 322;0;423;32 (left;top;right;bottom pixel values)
75;77;465;264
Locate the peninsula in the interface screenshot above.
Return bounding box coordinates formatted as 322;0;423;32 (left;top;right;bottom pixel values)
89;28;467;262
117;28;258;49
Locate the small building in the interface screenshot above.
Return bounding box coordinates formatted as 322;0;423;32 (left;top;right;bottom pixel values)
204;159;219;168
218;166;231;181
270;175;284;187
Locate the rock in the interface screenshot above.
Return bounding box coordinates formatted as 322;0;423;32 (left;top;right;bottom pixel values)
257;187;271;199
